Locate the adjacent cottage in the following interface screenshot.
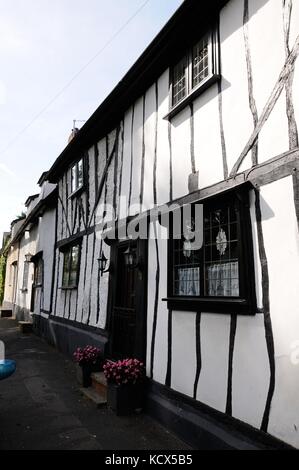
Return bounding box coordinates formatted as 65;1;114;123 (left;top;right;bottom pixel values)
3;176;57;323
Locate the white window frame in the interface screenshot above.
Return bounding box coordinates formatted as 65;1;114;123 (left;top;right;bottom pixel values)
22;261;30;292
71;158;84;195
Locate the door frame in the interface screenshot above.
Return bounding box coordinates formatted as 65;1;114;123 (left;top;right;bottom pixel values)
106;238;148;362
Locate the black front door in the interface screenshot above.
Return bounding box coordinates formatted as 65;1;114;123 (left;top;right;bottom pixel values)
109;240;147;360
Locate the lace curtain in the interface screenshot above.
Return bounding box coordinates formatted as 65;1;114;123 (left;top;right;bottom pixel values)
207;261;239;297
176;267;200;296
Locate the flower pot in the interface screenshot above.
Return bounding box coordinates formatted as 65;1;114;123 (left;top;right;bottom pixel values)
107;382;144;416
76;361;102;388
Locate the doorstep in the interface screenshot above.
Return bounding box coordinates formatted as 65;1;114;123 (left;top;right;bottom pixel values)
91;372;107;398
80;387;107;408
18;321;33;334
0;309;12;318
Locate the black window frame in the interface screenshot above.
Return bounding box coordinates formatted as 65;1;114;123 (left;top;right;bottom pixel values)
61;243;81;289
164;187;256;315
166;26;220;120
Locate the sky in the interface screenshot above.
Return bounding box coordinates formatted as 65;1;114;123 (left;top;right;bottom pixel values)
0;0;182;239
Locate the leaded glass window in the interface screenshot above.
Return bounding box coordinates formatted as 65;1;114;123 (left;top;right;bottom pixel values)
171;32;215;108
171;199;241;299
192;36;209;88
172;57;188;106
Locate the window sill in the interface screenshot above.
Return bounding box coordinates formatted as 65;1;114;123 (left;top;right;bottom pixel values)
164;74;220;121
162;297;256;315
69;185;85;199
59;286;78;291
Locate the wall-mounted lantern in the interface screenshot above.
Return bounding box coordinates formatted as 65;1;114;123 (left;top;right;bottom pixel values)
98;252;110;277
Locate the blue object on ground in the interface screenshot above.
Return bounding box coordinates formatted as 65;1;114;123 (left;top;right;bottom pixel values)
0;360;16;381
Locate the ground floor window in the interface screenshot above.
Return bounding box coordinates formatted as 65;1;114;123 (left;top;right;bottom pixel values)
61;244;80;288
167;186;256;314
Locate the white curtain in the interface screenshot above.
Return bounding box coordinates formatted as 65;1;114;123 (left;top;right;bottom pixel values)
207;261;239;297
177;267;200;296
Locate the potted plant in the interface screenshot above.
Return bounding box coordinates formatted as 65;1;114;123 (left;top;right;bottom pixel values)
103;358;145;416
73;345;102;388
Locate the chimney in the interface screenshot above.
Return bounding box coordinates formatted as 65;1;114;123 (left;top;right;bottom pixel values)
68;127;79;143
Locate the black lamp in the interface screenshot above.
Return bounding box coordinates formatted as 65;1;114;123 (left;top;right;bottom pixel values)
98;252;109;276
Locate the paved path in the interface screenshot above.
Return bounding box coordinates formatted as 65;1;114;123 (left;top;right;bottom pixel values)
0;318;189;450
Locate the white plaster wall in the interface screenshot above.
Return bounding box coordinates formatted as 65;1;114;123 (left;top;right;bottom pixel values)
106;129;117;211
115;120;124;219
171;107;191;200
248;0;289;163
143;84;156;211
220;0;254;174
152;226;169;384
259;176;299;448
171;311;197;398
196;313;231;413
88;145;96;225
35;207;56;312
129;97;143;215
156;70;171;206
232;314;270;429
193;83;224;187
120;108;133;219
289;0;299;130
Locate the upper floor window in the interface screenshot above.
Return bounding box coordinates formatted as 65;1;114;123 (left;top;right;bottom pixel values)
71;158;84;194
62;244;80;288
166;187;256;315
170;30;219;111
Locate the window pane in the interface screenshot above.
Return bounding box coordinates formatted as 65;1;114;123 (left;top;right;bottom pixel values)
204;204;240;297
173;228;201;296
174;267;200;296
205;262;239;297
69;246;79;286
77;159;83;189
172;56;187;106
71;165;77;193
62;251;70;287
192;36;209;88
